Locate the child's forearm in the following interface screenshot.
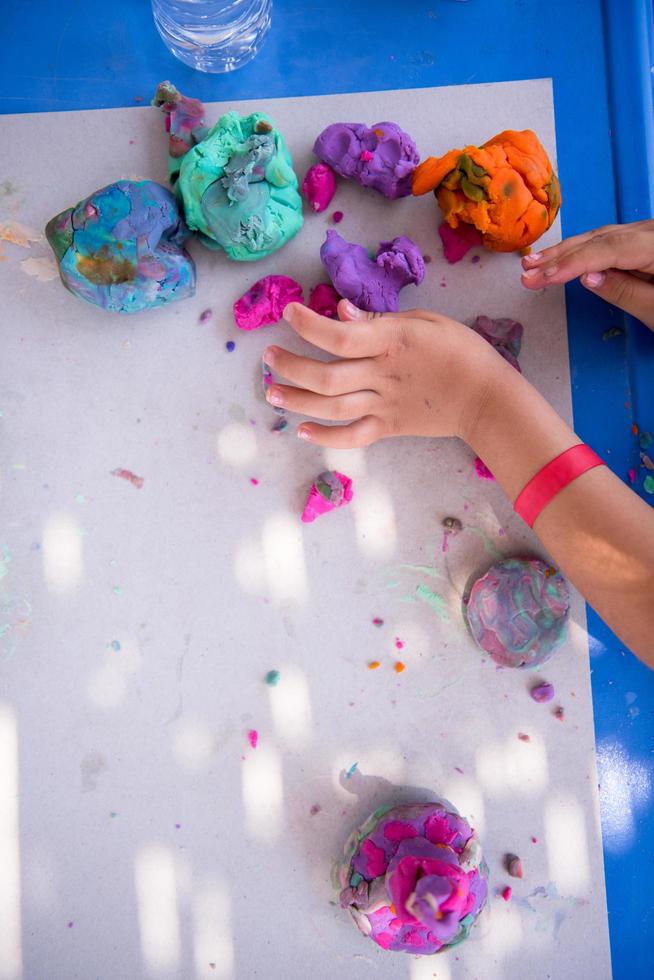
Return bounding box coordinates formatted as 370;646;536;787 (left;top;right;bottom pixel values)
464;360;654;664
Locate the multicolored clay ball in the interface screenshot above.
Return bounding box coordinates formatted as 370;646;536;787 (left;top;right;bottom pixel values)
465;557;570;668
336;801;488;955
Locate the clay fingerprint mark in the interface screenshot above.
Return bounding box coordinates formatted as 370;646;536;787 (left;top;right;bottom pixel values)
80;752;108;793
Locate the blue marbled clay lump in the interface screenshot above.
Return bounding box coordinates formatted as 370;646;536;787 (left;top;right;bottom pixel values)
45;179;196;313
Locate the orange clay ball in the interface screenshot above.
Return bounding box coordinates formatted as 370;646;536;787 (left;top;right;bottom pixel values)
412;130;561;253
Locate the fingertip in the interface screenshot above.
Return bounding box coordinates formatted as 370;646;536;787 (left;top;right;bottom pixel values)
520;269;542;288
522;251;543;268
338;298;365;321
283;302;302;322
581;271;606;289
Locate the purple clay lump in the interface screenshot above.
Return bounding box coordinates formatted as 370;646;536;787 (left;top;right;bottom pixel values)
320;230;424;313
470;315;524;372
314;122;419;199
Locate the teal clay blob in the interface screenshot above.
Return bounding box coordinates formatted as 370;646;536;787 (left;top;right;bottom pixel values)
177;110;303;261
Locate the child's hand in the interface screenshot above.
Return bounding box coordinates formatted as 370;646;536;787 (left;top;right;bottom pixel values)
520;219;654;329
264;301;504;448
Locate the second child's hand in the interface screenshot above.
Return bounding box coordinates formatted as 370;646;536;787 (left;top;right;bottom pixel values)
520;219;654;330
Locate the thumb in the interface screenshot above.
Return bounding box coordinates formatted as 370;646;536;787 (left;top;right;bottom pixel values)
582;269;654;330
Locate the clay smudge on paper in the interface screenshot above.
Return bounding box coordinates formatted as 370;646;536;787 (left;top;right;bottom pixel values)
0;221;43;248
414;583;449;621
20;255;59;281
265;669;280;686
0;544;11;580
345;762;358;779
400;563;443;579
467;525;506;560
248;729;259;749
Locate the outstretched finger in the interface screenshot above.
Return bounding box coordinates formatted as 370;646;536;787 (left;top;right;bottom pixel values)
521;230;654;288
297;415;384;448
521;228;605;270
521;221;652;271
264;346;377;396
266;384;381;421
284;302;391;358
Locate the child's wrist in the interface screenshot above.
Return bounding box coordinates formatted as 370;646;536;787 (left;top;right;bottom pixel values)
456;346;514;448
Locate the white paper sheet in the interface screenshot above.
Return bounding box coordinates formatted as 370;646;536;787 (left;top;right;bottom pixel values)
0;80;611;980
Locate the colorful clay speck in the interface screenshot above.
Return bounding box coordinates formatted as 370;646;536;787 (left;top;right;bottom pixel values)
169;100;303;260
314;122;419;198
465;558;570;668
530;681;555;703
233;275;303;330
336;801;488;955
321;231;424;313
301;470;353;523
45;180;195;314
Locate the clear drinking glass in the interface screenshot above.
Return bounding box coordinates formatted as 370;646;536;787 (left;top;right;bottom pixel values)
151;0;272;74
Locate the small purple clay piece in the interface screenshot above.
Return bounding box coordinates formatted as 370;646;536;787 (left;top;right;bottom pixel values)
314;121;419;198
439;221;484;264
471;315;523;372
308;282;342;318
233;275;303;330
225;340;235;352
199;308;213;323
530;682;555;703
302;162;337;213
332;210;344;224
320;230;424;313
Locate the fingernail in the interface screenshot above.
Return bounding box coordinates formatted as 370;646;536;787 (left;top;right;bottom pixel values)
521;268;540;279
543;265;559;279
283;303;297;322
583;271;606;289
264;346;276;363
344;300;364;319
523;252;543;265
266;389;283;407
297;427;312;441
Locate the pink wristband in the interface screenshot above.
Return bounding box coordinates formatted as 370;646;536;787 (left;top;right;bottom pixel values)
514;444;605;527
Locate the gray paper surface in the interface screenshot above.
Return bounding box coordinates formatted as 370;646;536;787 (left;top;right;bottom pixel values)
0;80;611;980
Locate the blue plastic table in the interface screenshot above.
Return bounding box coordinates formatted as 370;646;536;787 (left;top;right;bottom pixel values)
2;1;653;976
